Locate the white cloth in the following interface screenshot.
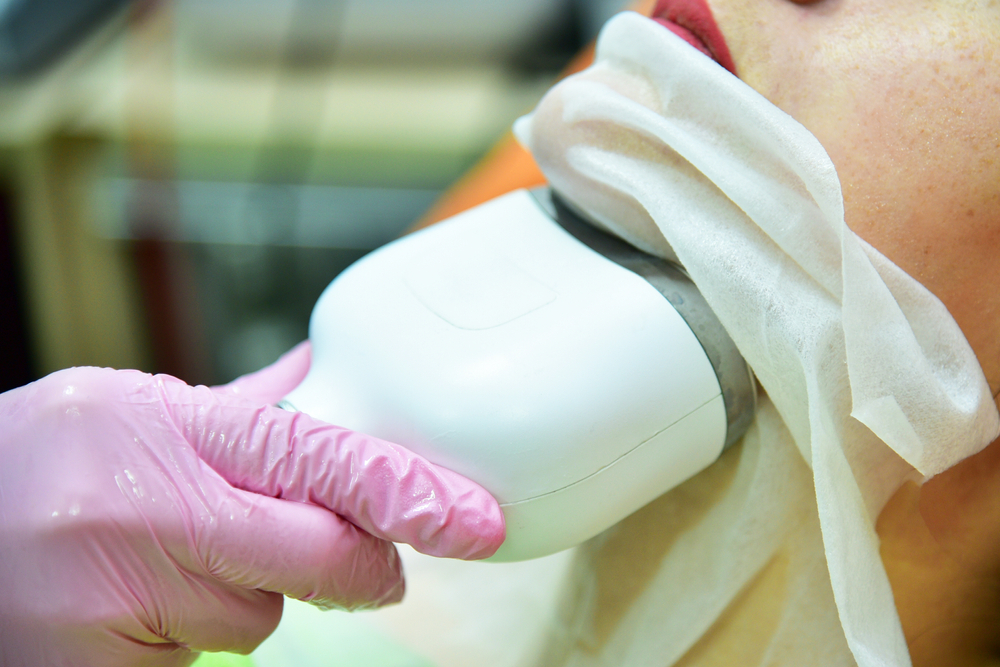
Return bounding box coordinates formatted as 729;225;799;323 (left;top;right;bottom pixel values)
525;395;852;667
513;11;1000;666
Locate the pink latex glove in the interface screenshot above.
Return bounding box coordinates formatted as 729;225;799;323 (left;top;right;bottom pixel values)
0;342;504;667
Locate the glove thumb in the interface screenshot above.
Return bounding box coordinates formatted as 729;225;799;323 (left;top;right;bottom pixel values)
212;341;311;406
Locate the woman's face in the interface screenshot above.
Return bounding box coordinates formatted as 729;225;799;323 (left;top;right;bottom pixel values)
659;0;1000;400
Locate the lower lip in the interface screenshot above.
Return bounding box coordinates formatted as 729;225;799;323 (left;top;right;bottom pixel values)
652;17;715;61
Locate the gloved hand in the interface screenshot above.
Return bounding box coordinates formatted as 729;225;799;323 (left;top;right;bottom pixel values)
0;342;505;667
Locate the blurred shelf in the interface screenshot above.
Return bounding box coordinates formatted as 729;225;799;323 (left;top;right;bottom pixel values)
0;1;562;384
0;4;555;164
96;178;442;248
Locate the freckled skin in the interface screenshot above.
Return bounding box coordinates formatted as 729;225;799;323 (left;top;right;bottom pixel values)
709;0;1000;399
697;1;1000;663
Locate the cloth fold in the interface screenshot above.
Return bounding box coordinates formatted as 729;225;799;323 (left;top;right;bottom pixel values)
515;12;1000;666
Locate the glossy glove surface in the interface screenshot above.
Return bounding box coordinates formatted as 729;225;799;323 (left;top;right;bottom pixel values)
0;343;504;666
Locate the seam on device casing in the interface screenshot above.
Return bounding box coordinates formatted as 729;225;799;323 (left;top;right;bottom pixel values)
499;392;723;507
529;187;756;451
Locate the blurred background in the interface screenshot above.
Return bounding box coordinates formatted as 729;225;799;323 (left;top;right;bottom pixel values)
0;0;632;392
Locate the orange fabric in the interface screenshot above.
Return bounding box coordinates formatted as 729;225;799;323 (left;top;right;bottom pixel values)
410;132;549;232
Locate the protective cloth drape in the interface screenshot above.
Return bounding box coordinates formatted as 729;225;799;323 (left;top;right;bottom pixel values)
513;12;1000;666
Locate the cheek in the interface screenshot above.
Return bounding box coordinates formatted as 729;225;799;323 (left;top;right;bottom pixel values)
721;3;1000;262
824;46;1000;311
722;5;1000;388
828;67;1000;391
832;73;1000;264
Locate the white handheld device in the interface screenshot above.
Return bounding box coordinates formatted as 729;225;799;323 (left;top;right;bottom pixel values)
281;188;755;561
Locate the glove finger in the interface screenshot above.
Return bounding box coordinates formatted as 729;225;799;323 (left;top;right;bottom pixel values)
164;379;505;560
211;341;311;405
197;481;404;612
170;587;284;655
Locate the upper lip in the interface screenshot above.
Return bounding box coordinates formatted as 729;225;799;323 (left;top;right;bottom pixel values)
651;0;737;75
